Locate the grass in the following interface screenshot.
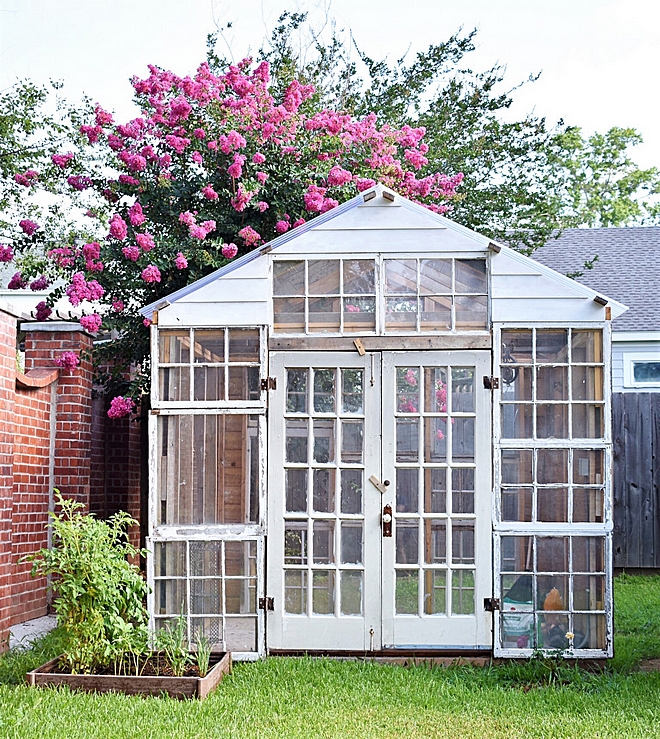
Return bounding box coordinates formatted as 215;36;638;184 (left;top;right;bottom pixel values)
0;574;659;738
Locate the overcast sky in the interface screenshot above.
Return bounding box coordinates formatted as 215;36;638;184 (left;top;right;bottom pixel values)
1;0;658;168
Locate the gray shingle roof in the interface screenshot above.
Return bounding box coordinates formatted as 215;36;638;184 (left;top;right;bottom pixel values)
530;227;660;331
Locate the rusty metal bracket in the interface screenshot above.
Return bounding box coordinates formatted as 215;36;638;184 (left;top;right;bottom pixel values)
260;377;277;391
483;597;500;612
483;376;500;390
259;597;274;611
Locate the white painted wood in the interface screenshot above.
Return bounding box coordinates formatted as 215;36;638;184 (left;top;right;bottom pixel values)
312;204;446;231
491;275;596;300
491;298;607;323
157;302;269;327
177;278;268;303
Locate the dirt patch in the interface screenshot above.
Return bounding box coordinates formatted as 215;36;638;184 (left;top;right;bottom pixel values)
638;658;660;672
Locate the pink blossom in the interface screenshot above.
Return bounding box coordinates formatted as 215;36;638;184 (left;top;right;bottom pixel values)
80;125;102;143
275;219;290;234
191;151;203;165
169;96;192;122
52;152;74;169
222;243;238;259
256;171;268;185
54;351;80;370
345;304;360;313
141;264;161;283
94;105;114;126
189;224;207;239
142;318;152;328
201;220;216;233
0;244;14;262
65;273;105;305
80;313;102;333
19;219;39;236
193;128;206;139
112;299;125;312
7;272;27;289
201;184;218;200
238;226;261;247
14;170;38;187
129;202;145;226
207;141;218;151
47;245;75;268
435;428;445;441
35;301;52;321
29;275;50;291
107;134;124;151
304;185;326;213
227;153;245;178
122;246;140;261
252;152;266;164
118;174;140;186
109;214;128;240
179;211;196;226
405;369;418;386
159;153;172;168
231;186;253;212
67;175;93;191
107;395;135;419
175;252;188;269
257;201;269;212
136;232;155;252
327;165;352;187
293;218;306;228
82;242;101;261
164;134;190;154
355;178;376;192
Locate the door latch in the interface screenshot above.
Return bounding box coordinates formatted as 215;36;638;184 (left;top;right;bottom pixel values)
483;376;500;390
259;597;274;611
260;377;277;391
369;475;390;494
483;597;500;612
382;504;393;537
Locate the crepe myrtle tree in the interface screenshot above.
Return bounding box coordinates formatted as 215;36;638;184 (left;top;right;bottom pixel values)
4;57;463;416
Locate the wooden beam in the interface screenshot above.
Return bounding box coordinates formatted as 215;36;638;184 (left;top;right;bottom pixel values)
269;334;492;352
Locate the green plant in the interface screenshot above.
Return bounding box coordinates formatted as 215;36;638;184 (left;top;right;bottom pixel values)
194;630;212;678
155;613;191;677
24;492;148;674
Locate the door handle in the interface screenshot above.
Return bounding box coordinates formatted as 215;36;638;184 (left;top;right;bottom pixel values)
382;504;393;537
369;475;391;494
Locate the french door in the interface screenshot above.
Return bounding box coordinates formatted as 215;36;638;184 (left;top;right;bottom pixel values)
267;350;492;651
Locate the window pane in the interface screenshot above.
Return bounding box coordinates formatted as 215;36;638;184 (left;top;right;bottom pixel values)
420;296;451;331
190;579;222;615
341;522;363;564
538;575;567;612
286;469;307;512
451;368;474;412
424;418;447;462
341;420;363;464
536;403;568;439
343;297;376;332
572;537;605;572
308;296;341;332
228;366;259;401
572;404;604;438
385;259;417;294
573;575;605;610
572;330;602;363
501;365;532;400
396;521;419;564
537;537;569;572
424;468;446;513
313;521;335;564
194;366;224;401
501;449;533;484
501;536;533;572
501;487;533;522
537;448;568;484
502;330;533;364
194;330;225;363
228;328;259;362
572;366;604;401
452;570;475;614
536;330;568;363
225;541;257;577
156;580;186;615
343;260;375;294
273;297;304;332
452;521;475;564
274;261;305;295
452;417;474;462
573;488;604;523
386;297;417;330
312;571;335;614
423;570;447;614
284;523;307;565
190;541;222;577
633;362;660;382
537;488;568;522
286;369;307;413
419;259;452;294
308;259;339;294
313;419;335;463
452;467;475;513
154;541;186;578
160;366;190;401
536;366;568;401
397;367;419;412
396;570;418;614
573;614;606;649
342;369;363;413
573;449;604;485
285;570;307;614
314;369;335;412
455;294;487;330
396;468;419;513
286;419;308;463
501;403;533;438
397;418;419;462
225;617;257;652
424;367;448;413
341;572;363;615
340;470;362;514
159;330;190;363
455;259;487;293
424;520;446;564
313;469;335;513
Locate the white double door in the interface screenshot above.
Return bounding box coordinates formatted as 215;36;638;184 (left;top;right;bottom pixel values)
267;350;492;652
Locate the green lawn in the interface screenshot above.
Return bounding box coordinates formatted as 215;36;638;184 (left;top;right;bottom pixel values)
1;574;660;739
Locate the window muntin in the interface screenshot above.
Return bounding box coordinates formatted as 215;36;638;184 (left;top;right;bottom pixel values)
158;328;261;403
500;329;604;440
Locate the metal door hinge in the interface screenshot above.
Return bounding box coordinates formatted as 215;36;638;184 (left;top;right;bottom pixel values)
259;597;274;611
484;597;500;612
483;376;500;390
260;377;277;391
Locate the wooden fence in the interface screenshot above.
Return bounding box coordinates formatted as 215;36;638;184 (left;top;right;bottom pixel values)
612;392;660;569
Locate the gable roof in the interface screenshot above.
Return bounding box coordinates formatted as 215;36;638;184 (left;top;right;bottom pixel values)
531;227;660;332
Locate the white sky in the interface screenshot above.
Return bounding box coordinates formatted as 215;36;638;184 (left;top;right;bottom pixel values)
1;0;659;168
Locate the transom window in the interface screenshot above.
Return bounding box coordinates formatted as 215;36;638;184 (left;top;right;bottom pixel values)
272;258;489;334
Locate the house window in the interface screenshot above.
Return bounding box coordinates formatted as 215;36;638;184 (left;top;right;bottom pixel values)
623;352;660;388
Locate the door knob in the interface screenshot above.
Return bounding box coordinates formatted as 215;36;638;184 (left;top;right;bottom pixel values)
382;504;393;537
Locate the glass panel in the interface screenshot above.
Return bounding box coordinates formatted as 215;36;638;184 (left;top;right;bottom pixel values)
396;418;419;462
454;294;488;330
341;572;363;615
308;259;339;294
452;417;474;462
225;579;256;613
160;366;190;401
502;449;533;484
386;297;417;330
419;259;452;294
572;404;604;438
573;614;606;649
385;259;417;294
538;575;568;611
573;575;605;610
342;369;363;413
194;330;225;363
536;366;568;401
572;366;604;401
343;259;375;294
451;521;474;564
284;570;307;614
285;419;308;463
501;574;533;648
286;369;307;413
191;579;222;615
313;521;335;564
423;570;447;614
286;469;307;512
451;368;474;412
313;419;335;463
159;330;190;363
501;487;533;522
284;523;307;565
308;296;341;332
189;617;223;646
397;367;420;412
155;580;186;615
225;617;257;652
228;328;259;362
343;297;376;332
634;362;660;382
228;366;259;401
572;330;603;363
573;449;604;485
573;488;604;523
341;522;363;564
420;296;451;331
190;541;222;577
396;521;419;564
273;260;305;295
424;367;448;413
424;520;446;564
425;418;447;462
572;537;605;572
537;537;569;572
396;469;419;513
537;448;568;484
396;570;418;614
154;541;186;578
340;470;362;514
313;469;335;513
538;613;569;649
502;330;533;364
341;420;363;464
501;365;532;400
536;330;568;363
273;297;304;332
536;403;568;439
312;571;335;614
501;536;533;572
225;541;257;577
424;468;446;513
452;468;475;513
451;570;475;614
455;259;487;293
194;366;224;401
537;488;568;522
313;369;335;412
501;403;533;438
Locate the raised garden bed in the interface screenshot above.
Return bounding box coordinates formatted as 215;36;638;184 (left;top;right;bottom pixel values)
27;652;232;699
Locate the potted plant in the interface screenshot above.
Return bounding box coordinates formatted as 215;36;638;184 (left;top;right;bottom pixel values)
25;494;230;699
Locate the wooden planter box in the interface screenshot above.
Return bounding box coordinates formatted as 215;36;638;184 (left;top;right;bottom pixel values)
27;652;232;699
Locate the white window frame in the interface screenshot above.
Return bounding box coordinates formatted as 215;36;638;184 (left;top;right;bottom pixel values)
623;351;660;388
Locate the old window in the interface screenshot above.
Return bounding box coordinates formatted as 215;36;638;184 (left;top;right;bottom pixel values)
623;352;660;387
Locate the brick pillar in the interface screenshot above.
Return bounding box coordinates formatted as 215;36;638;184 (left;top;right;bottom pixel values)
22;322;94;508
0;310;17;652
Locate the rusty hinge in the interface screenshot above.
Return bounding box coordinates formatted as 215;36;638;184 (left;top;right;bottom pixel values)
260;377;277;391
259;597;274;611
484;597;500;612
483;376;500;390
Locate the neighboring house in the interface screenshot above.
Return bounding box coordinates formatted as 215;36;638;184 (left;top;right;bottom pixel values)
140;184;624;659
532;227;660;570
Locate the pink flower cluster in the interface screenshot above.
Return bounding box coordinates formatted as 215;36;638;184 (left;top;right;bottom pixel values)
52;152;74;168
14;170;39;187
80;313;103;333
109;214;128;240
141;264;161;283
0;244;14;262
19;219;39;236
7;272;27;289
54;351;80;370
222;243;238;259
35;301;52;321
65;272;105;306
107;395;135;419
